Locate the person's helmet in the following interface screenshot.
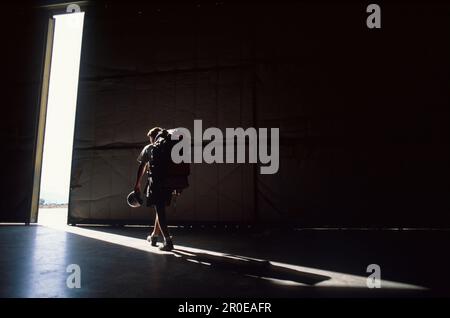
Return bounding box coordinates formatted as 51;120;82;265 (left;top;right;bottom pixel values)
127;191;143;208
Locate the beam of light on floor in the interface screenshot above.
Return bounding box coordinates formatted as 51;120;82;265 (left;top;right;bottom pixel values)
38;208;426;291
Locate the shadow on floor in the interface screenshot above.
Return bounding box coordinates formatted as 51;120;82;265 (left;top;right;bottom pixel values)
172;248;331;286
88;225;450;296
0;225;443;297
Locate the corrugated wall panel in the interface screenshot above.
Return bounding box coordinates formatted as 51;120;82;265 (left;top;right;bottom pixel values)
68;3;450;227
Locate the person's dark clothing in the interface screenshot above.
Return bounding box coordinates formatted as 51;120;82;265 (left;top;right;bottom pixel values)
137;132;173;207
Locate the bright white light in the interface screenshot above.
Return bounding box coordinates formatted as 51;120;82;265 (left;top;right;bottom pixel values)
40;13;84;204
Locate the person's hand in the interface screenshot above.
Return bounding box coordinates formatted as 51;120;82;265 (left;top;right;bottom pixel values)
134;185;141;194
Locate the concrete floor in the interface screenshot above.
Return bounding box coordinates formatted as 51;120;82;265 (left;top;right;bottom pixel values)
0;209;449;298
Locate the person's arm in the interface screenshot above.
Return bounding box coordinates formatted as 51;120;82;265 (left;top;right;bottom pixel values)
134;162;148;193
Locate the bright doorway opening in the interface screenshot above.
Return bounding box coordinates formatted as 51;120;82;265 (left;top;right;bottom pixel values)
37;12;84;226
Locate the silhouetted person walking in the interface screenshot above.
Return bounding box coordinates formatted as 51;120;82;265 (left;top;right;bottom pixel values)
134;127;174;251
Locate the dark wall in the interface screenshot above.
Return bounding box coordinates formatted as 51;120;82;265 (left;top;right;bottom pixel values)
69;3;257;224
70;2;450;227
253;3;450;227
0;5;48;222
2;2;449;227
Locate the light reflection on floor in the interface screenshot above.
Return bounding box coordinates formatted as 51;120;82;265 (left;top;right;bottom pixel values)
37;208;426;290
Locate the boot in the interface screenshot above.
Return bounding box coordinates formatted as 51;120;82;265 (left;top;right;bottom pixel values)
159;237;174;251
146;234;159;247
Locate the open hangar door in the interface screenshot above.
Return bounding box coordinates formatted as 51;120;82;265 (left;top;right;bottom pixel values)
68;3;450;227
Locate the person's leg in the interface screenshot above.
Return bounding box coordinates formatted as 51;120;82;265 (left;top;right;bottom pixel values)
147;208;161;246
155;202;171;239
151;214;161;236
155;201;174;251
155;217;163;237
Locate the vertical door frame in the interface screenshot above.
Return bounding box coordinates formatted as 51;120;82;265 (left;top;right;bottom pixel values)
30;17;55;223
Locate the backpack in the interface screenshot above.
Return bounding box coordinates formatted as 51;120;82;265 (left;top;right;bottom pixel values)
151;129;190;192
